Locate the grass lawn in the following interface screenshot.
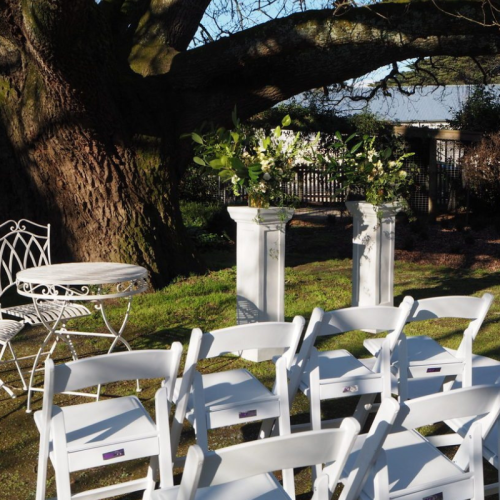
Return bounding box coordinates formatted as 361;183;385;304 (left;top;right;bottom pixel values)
1;212;500;499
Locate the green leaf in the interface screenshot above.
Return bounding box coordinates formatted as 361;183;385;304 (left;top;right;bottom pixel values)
193;156;206;166
274;126;281;138
219;170;234;181
192;133;204;145
230;132;239;143
281;115;292;127
350;141;363;154
231;107;239;128
208;159;223;169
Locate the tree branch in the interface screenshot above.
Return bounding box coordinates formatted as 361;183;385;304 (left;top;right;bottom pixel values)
163;1;500;131
128;0;211;76
22;0;91;53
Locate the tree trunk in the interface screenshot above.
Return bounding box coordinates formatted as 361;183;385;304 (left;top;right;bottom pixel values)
2;0;500;288
0;1;204;288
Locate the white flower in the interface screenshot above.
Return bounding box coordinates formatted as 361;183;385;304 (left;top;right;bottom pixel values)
258;181;267;193
399;170;407;178
231;175;240;185
261;159;273;172
263;172;271;181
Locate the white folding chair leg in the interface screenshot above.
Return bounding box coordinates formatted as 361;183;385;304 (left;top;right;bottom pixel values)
192;371;209;452
51;409;72;499
143;456;159;500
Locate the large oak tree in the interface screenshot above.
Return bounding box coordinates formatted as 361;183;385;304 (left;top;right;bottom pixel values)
1;0;500;287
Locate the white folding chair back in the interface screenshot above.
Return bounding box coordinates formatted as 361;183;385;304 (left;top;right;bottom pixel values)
299;297;413;432
152;418;360;500
34;345;182;500
364;293;494;396
171;317;305;495
342;385;500;500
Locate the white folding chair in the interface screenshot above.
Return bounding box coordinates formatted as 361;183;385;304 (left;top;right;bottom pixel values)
152;418;360;500
363;293;494;398
34;345;182;500
0;219;91;325
298;297;413;432
340;384;500;500
170;318;305;476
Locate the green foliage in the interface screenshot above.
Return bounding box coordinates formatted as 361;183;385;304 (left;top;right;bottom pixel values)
347;111;393;137
250;102;352;134
180;165;224;203
180;201;235;249
190;111;319;207
449;86;500;133
324;133;415;208
395;56;500;87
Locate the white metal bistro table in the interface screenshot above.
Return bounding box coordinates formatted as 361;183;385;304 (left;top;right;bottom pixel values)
16;262;148;412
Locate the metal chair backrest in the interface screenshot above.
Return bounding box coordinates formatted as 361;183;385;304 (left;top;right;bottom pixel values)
0;219;51;298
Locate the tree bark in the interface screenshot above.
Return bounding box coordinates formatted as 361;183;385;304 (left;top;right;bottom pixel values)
0;0;203;287
2;0;500;288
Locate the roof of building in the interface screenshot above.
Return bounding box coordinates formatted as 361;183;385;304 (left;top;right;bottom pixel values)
337;84;500;124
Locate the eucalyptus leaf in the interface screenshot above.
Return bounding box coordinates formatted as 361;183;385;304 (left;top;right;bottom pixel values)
281;115;292;127
192;133;204;145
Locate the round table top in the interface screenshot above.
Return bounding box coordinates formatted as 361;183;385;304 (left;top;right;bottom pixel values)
17;262;148;300
17;262;147;285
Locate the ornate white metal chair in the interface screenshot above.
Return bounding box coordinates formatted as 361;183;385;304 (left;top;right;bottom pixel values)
0;219;90;325
339;384;500;500
0;319;25;396
298;298;414;432
152;419;360;500
170;316;305;491
34;345;182;500
363;293;494;399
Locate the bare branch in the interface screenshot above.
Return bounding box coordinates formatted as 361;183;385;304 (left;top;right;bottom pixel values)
163;1;500;130
471;55;489;84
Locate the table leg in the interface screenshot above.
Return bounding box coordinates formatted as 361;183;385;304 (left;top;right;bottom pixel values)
97;298;141;392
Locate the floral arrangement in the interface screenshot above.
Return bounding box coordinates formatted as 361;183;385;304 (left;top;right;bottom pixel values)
324;132;415;208
190;110;318;208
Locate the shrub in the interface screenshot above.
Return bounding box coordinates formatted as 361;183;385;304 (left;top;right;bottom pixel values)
180;201;235;249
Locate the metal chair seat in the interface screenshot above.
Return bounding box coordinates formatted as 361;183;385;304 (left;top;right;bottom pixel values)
0;319;26;397
3;301;91;325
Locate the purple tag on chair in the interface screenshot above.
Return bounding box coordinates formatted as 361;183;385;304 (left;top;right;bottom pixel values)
426;367;441;373
239;410;257;419
423;493;443;500
103;449;125;460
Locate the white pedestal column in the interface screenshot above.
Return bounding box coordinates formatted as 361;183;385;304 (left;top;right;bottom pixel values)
346;201;399;308
227;206;294;361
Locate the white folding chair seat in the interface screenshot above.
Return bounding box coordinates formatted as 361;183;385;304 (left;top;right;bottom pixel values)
298;298;413;431
302;349;385;401
363;293;494;398
0;319;26;396
170;317;305;496
339;384;500;500
153;419;361;500
34;346;182;500
193;369;282;429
